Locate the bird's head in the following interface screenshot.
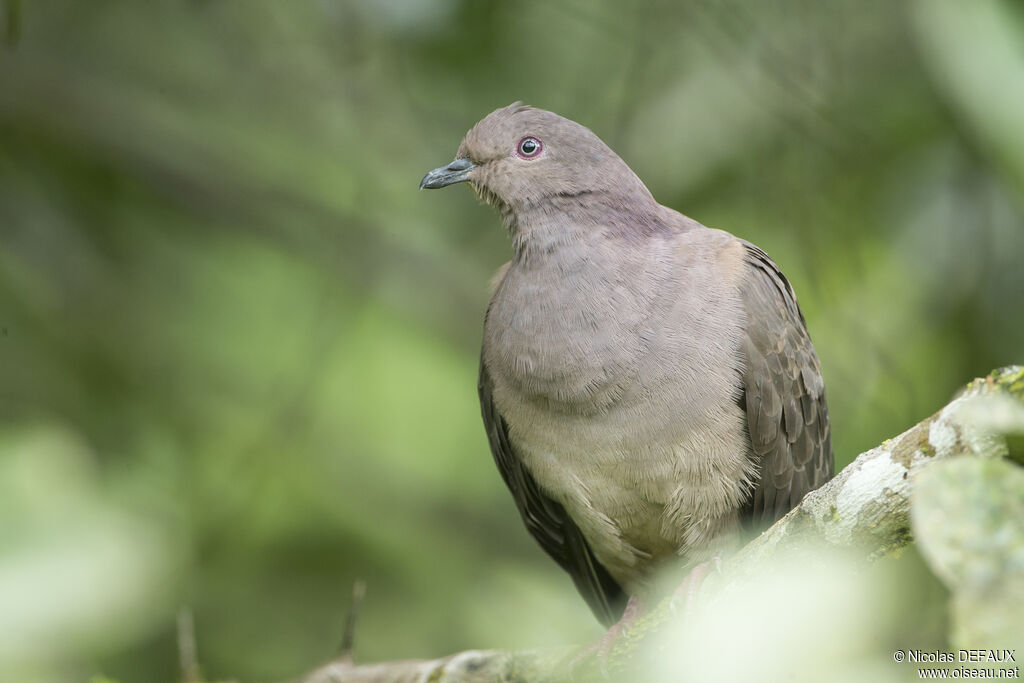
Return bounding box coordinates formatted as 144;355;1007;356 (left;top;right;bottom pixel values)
420;103;652;231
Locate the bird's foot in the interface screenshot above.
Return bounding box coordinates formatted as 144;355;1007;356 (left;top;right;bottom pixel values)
569;595;645;677
668;556;722;615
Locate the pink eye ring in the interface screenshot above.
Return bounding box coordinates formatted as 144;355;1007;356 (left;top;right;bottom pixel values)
516;136;543;159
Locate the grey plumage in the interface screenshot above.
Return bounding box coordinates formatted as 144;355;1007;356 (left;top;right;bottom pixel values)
422;103;833;626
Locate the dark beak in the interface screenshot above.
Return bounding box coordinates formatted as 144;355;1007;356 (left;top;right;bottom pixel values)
419;158;477;190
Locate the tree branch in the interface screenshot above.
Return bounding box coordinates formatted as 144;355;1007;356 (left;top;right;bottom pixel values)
296;366;1024;683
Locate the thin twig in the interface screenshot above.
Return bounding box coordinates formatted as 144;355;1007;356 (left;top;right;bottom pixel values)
338;580;367;663
178;606;202;683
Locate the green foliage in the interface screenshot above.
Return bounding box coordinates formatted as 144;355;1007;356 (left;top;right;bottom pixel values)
1;1;1022;681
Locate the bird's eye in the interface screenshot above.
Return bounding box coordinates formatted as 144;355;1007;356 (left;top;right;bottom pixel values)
516;136;543;159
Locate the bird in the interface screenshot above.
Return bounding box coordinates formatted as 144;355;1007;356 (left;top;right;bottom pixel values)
420;103;833;628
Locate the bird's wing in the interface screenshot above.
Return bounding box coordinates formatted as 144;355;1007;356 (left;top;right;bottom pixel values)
738;242;834;527
479;360;626;626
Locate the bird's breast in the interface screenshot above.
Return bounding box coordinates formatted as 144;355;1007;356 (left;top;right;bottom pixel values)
479;231;754;590
483;254;656;415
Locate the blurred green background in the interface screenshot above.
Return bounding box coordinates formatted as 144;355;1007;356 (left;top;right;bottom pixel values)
1;0;1022;681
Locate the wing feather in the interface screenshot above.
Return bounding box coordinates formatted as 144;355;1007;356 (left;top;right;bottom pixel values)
739;243;834;525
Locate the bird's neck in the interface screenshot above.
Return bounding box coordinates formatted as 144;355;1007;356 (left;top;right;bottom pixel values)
510;191;673;263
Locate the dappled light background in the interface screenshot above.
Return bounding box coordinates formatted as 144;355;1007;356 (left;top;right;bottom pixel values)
1;0;1022;681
